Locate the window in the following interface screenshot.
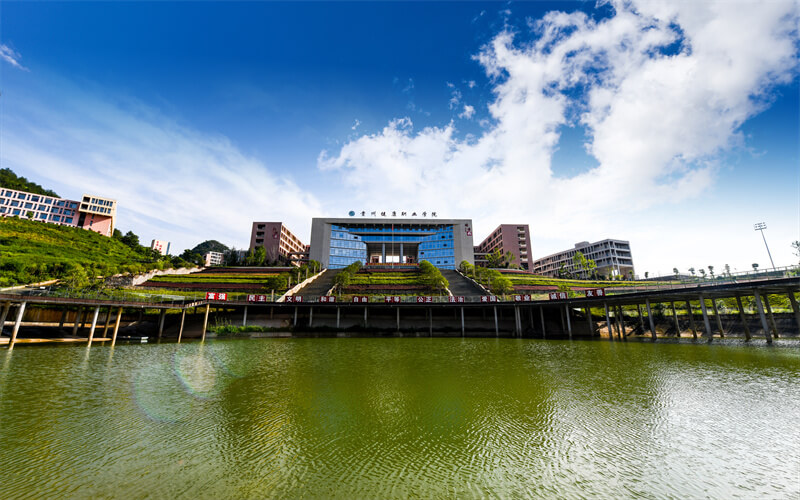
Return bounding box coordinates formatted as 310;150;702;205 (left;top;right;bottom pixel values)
39;213;47;219
12;209;21;215
17;193;26;199
24;202;33;209
65;217;73;223
10;200;18;207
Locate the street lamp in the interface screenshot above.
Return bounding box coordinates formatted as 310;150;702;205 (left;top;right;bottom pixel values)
753;222;776;270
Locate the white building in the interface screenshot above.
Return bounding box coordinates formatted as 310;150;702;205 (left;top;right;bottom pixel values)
150;239;171;256
204;251;224;267
531;239;635;278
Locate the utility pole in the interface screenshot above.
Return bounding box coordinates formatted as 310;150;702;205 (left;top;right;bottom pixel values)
754;222;775;270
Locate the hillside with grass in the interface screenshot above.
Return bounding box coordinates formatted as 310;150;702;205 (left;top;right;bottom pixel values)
0;217;183;287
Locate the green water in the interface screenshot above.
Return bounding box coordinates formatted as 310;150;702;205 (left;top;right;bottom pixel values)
1;338;799;499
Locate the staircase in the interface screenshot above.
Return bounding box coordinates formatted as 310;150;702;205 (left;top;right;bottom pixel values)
440;270;488;296
294;269;340;297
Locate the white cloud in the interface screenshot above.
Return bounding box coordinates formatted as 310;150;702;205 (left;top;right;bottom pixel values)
351;119;361;130
459;105;475;119
0;44;28;71
319;0;799;272
3;84;322;252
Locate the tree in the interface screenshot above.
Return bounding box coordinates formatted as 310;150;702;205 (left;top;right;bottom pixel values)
586;259;597;279
699;269;706;278
120;231;140;250
708;265;715;278
459;260;474;276
688;267;696;276
673;267;679;279
724;264;731;277
644;271;649;279
491;275;513;296
573;251;588;278
792;241;800;263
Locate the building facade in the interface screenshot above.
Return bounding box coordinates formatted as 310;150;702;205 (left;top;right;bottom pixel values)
474;224;532;269
150;239;171;256
309;218;475;270
204;251;224;267
249;222;307;265
0;188;116;236
531;239;635;278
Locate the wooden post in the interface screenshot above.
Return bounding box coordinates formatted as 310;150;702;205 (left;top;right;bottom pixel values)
242;306;248;326
565;305;572;339
735;295;751;341
336;307;340;329
365;307;368;328
461;307;465;337
294;306;298;327
514;306;520;337
429;308;432;336
112;307;122;346
753;292;772;343
528;307;534;333
540;307;546;339
685;301;698;339
0;301;11;335
158;309;166;339
177;309;186;343
699;295;713;342
616;306;624;338
308;306;313;327
494;306;499;337
57;309;67;330
645;299;656;340
397;307;400;331
637;303;645;332
201;304;210;341
72;307;84;336
604;302;612;341
8;302;27;349
788;292;800;331
87;306;100;346
711;299;725;337
560;307;566;332
671;301;680;337
102;307;113;335
763;293;779;338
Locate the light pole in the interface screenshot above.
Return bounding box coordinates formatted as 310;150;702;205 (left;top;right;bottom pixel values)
753;222;775;270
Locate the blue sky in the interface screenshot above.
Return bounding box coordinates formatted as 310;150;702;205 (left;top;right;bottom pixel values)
1;1;798;275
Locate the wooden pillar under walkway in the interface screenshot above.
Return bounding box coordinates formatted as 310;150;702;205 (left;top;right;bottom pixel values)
699;295;713;342
514;306;521;337
789;292;800;332
102;307;113;335
565;305;572;339
671;301;680;337
177;309;186;343
58;309;67;330
637;304;645;333
763;294;779;338
428;308;432;336
8;301;27;350
753;292;772;343
397;308;400;332
158;310;166;339
604;302;613;341
294;307;298;327
493;306;499;337
336;307;340;329
112;307;123;346
242;306;248;327
201;304;210;341
645;299;656;340
540;306;546;339
616;305;624;338
72;307;84;336
711;299;725;337
529;307;534;334
585;307;593;338
365;307;369;329
87;306;100;347
0;301;11;335
735;295;751;341
461;307;465;337
308;306;313;327
685;301;698;339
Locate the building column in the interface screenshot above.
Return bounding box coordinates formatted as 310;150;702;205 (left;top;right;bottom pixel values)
763;293;779;338
753;292;772;343
711;299;725;337
461;307;465;337
308;306;314;327
685;301;698;339
699;295;713;342
242;306;248;327
88;306;100;346
565;305;572;339
540;307;546;339
788;292;800;332
585;307;593;338
604;302;613;341
494;306;499;337
671;301;680;337
735;295;751;341
112;307;123;346
645;299;656;340
158;310;166;339
8;302;27;349
0;302;11;335
201;304;210;341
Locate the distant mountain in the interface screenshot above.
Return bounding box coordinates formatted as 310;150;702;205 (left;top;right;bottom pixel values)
191;240;229;255
0;168;59;197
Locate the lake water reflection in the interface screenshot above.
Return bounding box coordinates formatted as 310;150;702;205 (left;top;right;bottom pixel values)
1;338;798;499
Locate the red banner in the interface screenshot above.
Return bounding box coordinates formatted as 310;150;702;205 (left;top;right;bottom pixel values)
584;288;606;298
448;296;465;303
416;296;433;303
548;292;568;300
352;296;369;303
285;296;303;303
513;294;533;302
206;292;228;301
384;296;402;303
480;296;499;303
319;296;336;303
247;294;269;302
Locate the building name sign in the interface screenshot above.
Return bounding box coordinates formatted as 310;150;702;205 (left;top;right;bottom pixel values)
584;288;606;298
349;210;438;218
285;296;303;303
206;292;228;301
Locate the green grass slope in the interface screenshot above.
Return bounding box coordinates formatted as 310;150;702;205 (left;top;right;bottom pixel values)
0;217;168;287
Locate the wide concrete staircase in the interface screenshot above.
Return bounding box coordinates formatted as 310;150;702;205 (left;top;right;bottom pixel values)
294;269;341;298
440;270;488;296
